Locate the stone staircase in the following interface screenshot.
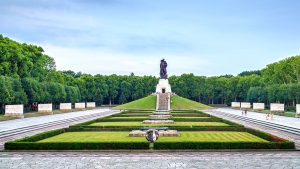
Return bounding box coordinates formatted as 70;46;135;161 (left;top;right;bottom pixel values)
157;93;169;111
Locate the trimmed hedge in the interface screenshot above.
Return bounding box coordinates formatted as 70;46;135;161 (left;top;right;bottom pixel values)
153;141;294;149
5;142;149;150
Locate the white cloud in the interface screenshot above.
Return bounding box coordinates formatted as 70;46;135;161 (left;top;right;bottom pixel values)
41;44;211;76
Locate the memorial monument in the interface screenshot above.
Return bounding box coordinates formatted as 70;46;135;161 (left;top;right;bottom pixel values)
156;59;172;111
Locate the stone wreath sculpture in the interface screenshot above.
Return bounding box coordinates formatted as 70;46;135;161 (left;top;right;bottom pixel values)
146;129;159;143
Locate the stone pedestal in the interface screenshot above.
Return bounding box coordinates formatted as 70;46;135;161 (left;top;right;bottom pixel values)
156;79;172;93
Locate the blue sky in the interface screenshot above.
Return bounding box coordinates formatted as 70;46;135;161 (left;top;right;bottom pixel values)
0;0;300;77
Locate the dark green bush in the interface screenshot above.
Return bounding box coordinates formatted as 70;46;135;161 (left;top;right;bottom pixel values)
5;142;149;150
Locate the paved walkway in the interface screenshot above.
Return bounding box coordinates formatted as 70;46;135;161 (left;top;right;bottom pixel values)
0;108;113;132
0;151;299;169
216;108;300;129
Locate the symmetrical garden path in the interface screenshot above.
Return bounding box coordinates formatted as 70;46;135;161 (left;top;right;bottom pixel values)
204;108;300;149
0;151;299;169
0;108;120;150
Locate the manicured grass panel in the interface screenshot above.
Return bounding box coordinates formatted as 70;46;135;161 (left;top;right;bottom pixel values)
157;132;268;142
68;126;246;131
115;95;156;110
171;117;222;122
171;96;211;110
89;122;230;127
154;142;294;149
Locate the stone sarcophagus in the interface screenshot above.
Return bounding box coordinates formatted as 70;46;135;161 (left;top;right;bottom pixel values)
270;103;284;112
253;103;265;110
60;103;72;110
38;104;53;113
86;102;96;108
75;102;85;109
5;105;24;118
231;102;240;108
241;102;251;109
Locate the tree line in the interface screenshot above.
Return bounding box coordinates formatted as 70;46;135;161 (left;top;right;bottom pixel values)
0;35;299;113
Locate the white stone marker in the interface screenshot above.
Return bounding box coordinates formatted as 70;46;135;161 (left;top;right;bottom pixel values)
60;103;72;110
75;102;85;109
253;103;265;110
296;104;300;114
270;103;284;112
241;102;251;109
5;105;24;118
86;102;96;108
38;104;53;113
231;102;240;108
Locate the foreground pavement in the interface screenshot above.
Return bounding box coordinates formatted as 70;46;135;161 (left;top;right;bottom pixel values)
0;151;299;169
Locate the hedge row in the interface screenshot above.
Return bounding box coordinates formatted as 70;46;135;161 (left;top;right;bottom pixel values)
153;141;294;149
5;142;149;150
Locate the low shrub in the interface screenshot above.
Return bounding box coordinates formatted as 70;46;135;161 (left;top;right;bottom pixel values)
5;142;149;150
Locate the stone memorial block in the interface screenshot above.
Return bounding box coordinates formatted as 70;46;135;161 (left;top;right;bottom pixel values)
241;102;251;109
75;102;85;109
86;102;96;108
231;102;240;108
253;103;265;110
270;103;284;112
296;104;300;114
38;104;52;113
5;105;24;117
60;103;72;110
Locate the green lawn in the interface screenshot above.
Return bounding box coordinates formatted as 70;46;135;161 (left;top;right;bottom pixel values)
157;131;268;142
171;96;211;110
38;131;267;143
115;95;156;110
89;121;229;127
38;132;146;143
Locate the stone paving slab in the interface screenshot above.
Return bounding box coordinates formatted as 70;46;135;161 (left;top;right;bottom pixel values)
0;151;299;169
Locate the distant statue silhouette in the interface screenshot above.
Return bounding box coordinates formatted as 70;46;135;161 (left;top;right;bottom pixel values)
160;59;168;79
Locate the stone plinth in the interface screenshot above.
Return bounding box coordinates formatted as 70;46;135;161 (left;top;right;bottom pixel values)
86;102;96;108
129;130;179;137
156;79;172;93
253;103;265;110
270;103;284;112
143;120;174;124
231;102;240;108
75;102;85;109
60;103;72;110
149;115;172;119
241;102;251;109
38;104;53;113
5;105;24;118
296;104;300;115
